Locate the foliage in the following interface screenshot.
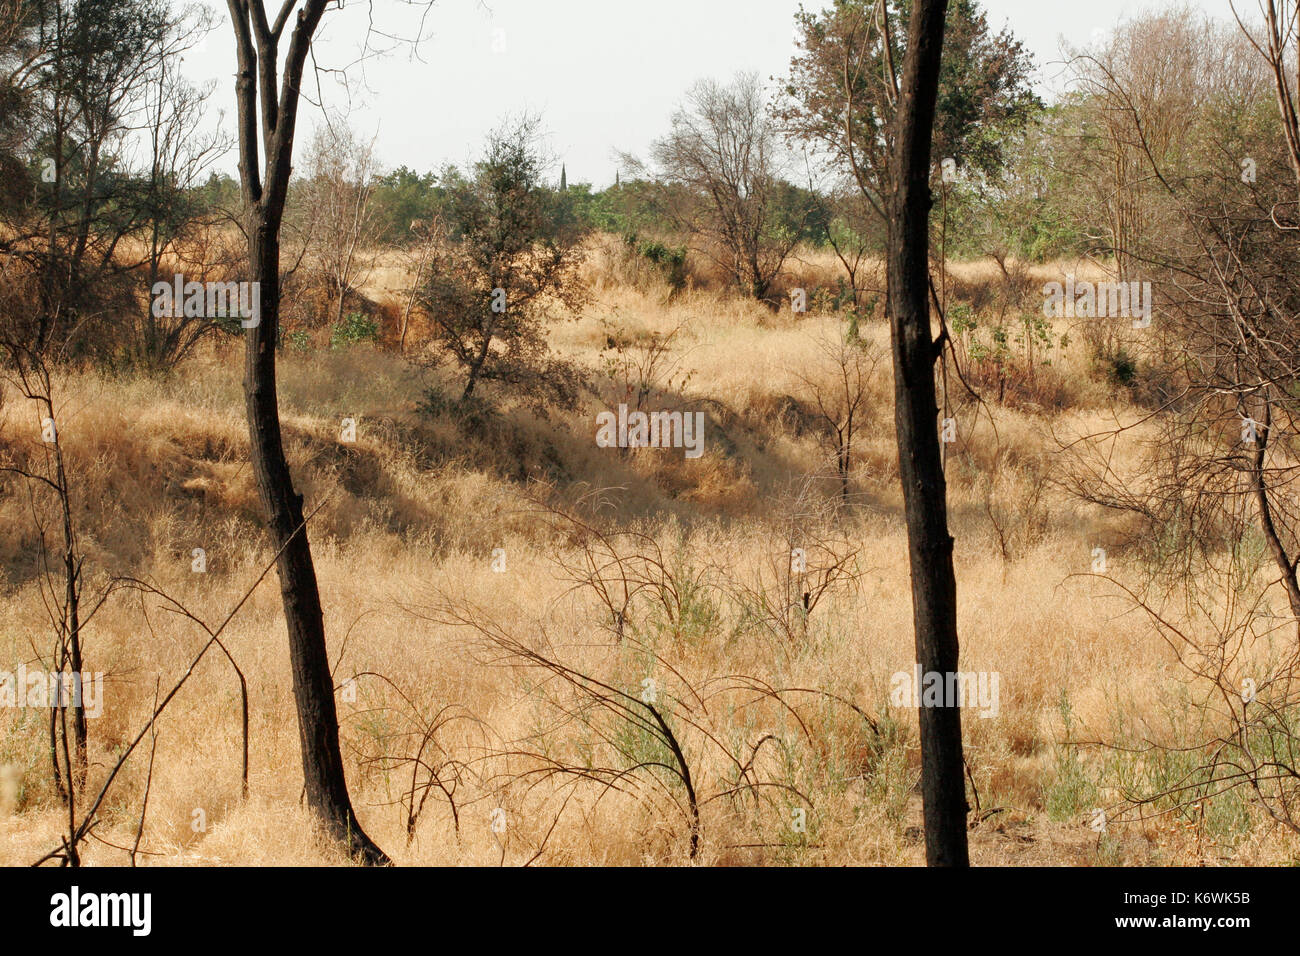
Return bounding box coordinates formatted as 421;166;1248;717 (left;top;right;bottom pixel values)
415;115;588;408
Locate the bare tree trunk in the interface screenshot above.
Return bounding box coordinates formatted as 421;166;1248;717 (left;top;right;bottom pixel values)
52;419;87;787
1;347;89;802
463;314;496;400
1247;394;1300;621
244;221;386;864
886;0;969;868
227;0;387;865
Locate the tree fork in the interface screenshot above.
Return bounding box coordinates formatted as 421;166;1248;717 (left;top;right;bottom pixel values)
229;0;388;866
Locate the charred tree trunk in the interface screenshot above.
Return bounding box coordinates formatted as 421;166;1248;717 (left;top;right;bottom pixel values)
1246;394;1300;622
54;427;87;789
227;0;387;865
886;0;969;867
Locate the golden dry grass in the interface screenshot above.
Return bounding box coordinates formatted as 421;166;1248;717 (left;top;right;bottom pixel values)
1;249;1296;867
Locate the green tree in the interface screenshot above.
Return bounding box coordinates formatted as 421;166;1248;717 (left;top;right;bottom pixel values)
371;164;440;242
939;104;1089;264
418;115;588;404
0;0;220;363
780;0;1040;227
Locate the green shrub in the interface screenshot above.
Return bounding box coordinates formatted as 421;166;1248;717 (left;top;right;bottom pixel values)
281;328;312;353
330;312;380;350
1107;350;1137;387
624;232;688;292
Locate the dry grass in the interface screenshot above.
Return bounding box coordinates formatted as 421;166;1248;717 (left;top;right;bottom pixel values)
1;249;1296;868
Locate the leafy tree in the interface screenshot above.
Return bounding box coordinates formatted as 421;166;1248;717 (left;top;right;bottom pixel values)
195;170;240;204
371;164;440;242
0;0;221;363
940;105;1089;264
0;0;45;212
780;0;1040;224
567;177;680;237
417;115;588;405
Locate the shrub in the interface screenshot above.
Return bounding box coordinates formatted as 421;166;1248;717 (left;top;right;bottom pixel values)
1106;349;1137;387
630;235;688;293
330;312;380;350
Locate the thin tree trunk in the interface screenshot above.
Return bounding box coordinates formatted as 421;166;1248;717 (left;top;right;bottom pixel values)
400;236;432;355
463;315;495;400
1248;395;1300;621
43;391;87;788
886;0;969;868
227;0;387;865
244;220;387;864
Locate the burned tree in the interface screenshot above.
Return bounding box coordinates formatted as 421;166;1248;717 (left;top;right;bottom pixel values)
224;0;386;865
887;0;969;867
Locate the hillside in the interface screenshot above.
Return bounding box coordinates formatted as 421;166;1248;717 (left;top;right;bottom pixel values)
1;249;1284;866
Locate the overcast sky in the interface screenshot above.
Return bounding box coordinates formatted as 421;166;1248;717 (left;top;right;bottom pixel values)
182;0;1234;186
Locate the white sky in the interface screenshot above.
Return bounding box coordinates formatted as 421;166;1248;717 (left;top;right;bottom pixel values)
181;0;1234;186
